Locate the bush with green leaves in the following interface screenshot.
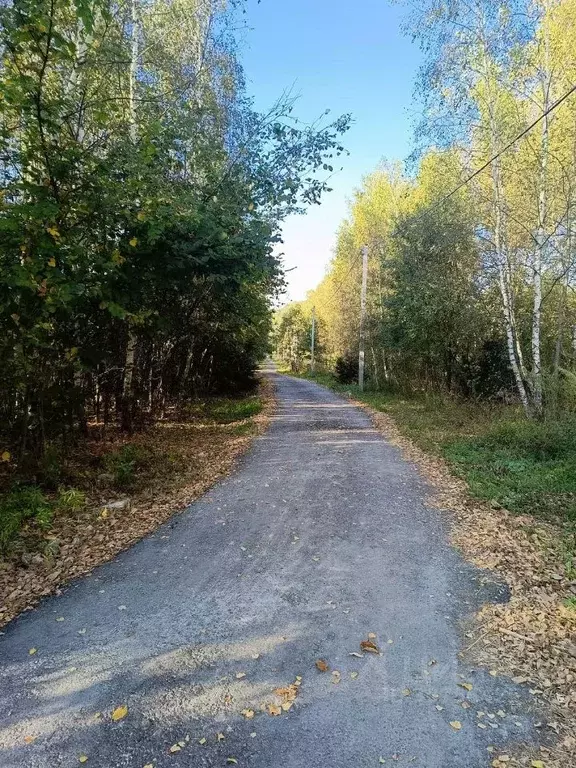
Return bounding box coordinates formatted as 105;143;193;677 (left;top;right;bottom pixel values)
0;487;52;553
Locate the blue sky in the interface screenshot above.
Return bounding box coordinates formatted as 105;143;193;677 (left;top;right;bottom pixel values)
240;0;422;302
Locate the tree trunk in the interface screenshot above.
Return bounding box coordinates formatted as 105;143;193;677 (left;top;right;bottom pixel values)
121;329;137;432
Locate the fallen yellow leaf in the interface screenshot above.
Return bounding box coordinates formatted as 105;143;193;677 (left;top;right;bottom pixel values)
267;704;282;716
169;744;181;753
198;737;207;745
111;705;128;721
48;257;56;267
143;764;154;768
235;672;246;680
24;735;36;744
226;760;238;765
450;721;462;731
129;237;138;247
241;709;255;719
29;648;37;655
79;757;88;764
531;762;545;768
458;682;473;692
217;733;225;742
1;451;10;462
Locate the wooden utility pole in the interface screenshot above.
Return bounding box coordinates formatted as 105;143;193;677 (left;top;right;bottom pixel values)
358;245;368;391
310;306;316;373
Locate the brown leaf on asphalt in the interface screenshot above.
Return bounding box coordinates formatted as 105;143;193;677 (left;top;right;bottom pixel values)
241;709;255;719
368;632;377;640
267;704;282;716
315;659;329;672
360;639;380;654
24;736;36;744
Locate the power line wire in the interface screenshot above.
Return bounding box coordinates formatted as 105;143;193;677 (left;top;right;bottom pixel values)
434;83;576;210
299;82;576;321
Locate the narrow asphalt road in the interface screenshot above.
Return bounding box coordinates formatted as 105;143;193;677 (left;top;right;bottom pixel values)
0;373;540;768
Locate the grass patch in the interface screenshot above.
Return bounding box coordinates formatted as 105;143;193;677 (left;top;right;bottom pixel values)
185;395;262;424
102;444;153;490
0;487;53;554
444;420;576;522
298;371;576;525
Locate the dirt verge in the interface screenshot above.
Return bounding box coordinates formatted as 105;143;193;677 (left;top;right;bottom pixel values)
0;377;275;630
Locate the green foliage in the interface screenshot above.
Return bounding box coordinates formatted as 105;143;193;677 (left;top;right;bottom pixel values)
55;488;86;514
0;487;52;553
185;396;263;423
208;398;263;423
0;0;348;459
103;445;151;489
564;596;576;611
273;303;314;373
444;421;576;522
335;355;358;384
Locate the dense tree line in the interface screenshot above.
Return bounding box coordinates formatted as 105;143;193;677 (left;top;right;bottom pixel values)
275;0;576;418
0;0;349;463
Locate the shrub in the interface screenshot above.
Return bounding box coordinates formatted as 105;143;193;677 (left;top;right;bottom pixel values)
103;444;151;489
0;487;52;553
55;488;86;513
335;355;358;384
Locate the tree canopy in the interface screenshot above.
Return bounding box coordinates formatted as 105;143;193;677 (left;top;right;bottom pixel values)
0;0;349;459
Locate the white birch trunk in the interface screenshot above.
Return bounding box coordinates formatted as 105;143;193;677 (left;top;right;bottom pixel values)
129;0;138;143
531;15;552;418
